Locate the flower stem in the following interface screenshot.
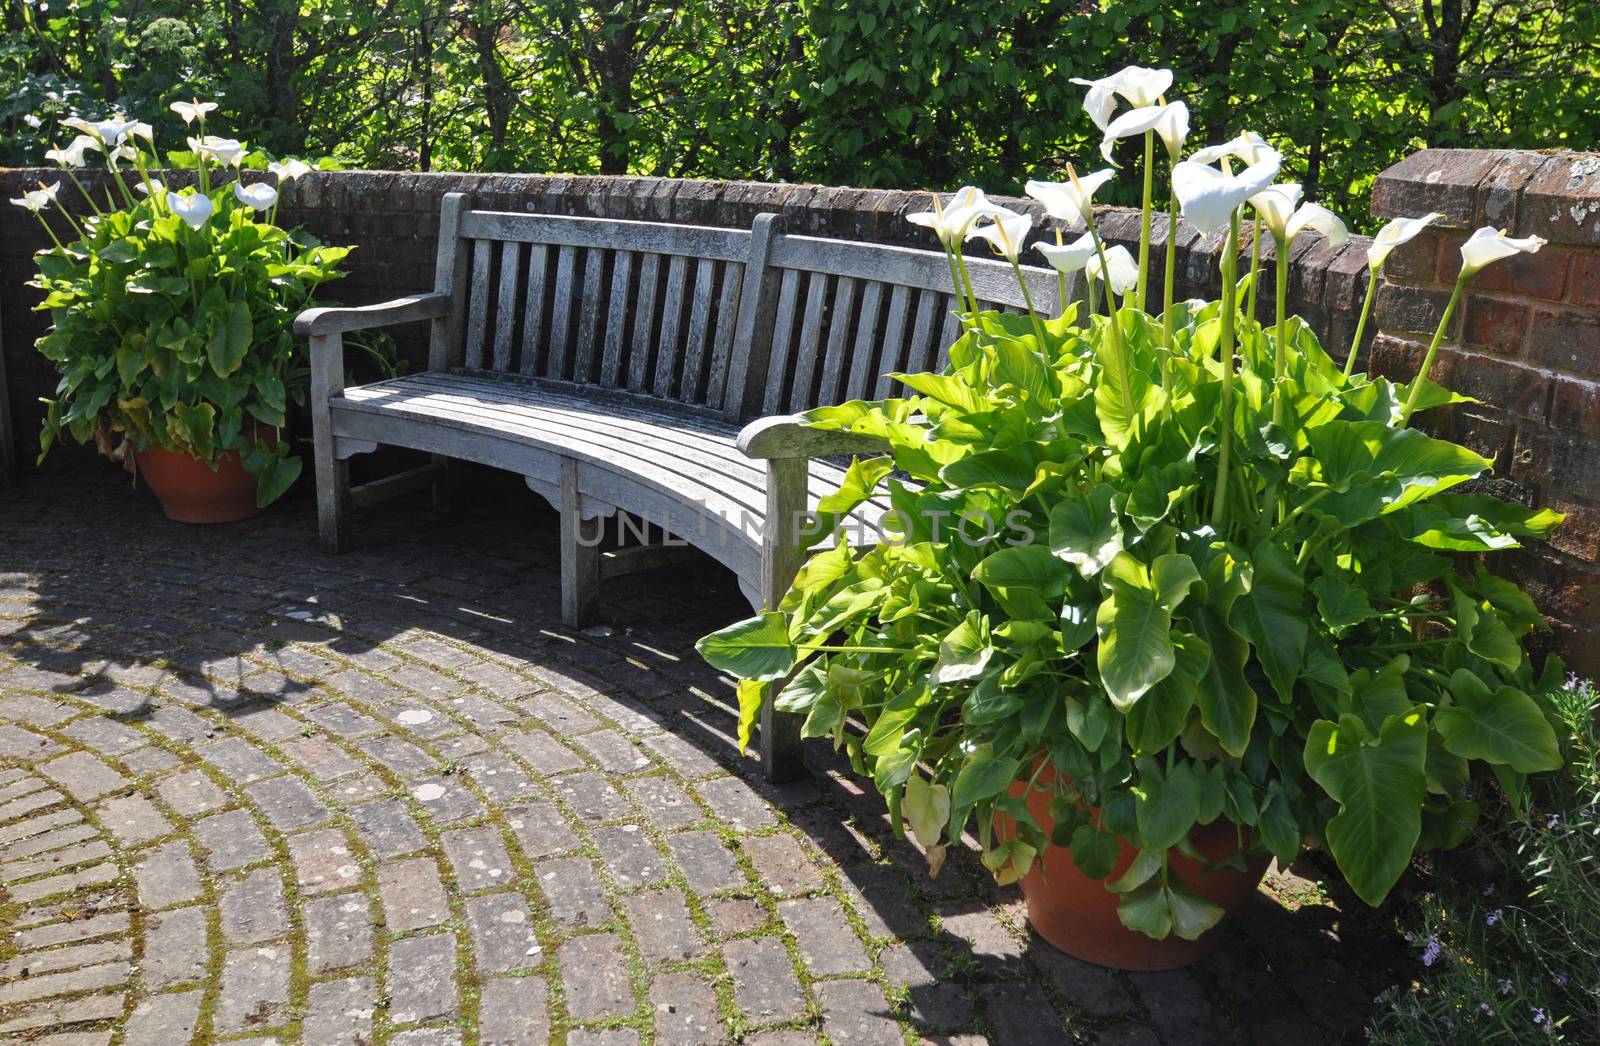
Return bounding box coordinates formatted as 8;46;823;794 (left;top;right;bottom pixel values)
1344;266;1379;377
943;243;972;326
1161;186;1178;348
1085;220;1124;357
1246;217;1261;324
1009;257;1050;349
1399;274;1468;426
1137;130;1153;311
33;213;65;251
1211;210;1241;531
1272;239;1290;431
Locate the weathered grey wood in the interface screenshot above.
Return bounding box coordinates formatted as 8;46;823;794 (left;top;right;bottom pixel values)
309;332;351;553
518;244;550;376
874;284;912;399
705;262;743;406
786;271;829;414
560;456;603;627
428;193;472;371
679;258;717;403
761;455;809;783
907;288;940;375
652;255;690;399
572;248;607;383
770;233;1060;313
350;463;447;510
760;269;803;415
600;541;695;580
938;305;961;369
844;280;884;403
600;250;635;386
723;213;783;419
463;238;494;369
295;292;452;336
547;245;578;379
491;240;521;371
816;275;859;406
0;305;12;485
627;254;661;392
460;211;749;262
738;415;892;460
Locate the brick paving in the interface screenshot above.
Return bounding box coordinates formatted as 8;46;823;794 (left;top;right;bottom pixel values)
0;462;1409;1044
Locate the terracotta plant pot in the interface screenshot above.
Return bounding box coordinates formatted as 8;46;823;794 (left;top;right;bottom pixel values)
132;443;263;524
997;771;1269;971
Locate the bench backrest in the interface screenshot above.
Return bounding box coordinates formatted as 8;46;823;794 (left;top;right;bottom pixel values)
427;193;1067;423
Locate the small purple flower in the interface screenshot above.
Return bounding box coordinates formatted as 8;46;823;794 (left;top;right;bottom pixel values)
1546;813;1562;830
1481;1003;1496;1017
1554;971;1569;987
1532;1007;1549;1027
1499;978;1514;995
1487;909;1502;926
1421;935;1442;967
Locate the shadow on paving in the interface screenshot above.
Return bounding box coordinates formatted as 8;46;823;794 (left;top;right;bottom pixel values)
0;454;1413;1043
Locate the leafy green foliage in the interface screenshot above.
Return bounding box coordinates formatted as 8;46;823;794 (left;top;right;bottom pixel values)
4;1;1598;220
698;245;1566;940
25;125;350;507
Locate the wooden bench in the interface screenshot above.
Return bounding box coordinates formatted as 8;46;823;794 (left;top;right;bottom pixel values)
294;192;1063;779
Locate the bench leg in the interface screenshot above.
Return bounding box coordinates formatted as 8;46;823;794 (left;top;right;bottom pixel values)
430;454;461;516
760;457;809;783
309;332;352;553
559;457;602;628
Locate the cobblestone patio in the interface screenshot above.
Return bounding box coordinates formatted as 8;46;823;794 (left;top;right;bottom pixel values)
0;461;1408;1044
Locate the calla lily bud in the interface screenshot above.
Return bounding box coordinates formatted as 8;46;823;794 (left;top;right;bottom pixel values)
1172;150;1282;235
166;191;215;230
965;210;1034;264
136;179;166;196
1034;232;1098;274
1248;182;1347;248
1086;244;1139;297
1458;226;1546;278
1025;170;1114;226
170;99;219;125
1368;213;1444;270
1070;66;1174;130
903;776;950;849
907;185;1007;247
234;182;279;211
9;182;61;213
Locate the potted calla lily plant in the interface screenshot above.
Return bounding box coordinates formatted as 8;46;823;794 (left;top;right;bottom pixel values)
699;66;1568;970
16;102;350;522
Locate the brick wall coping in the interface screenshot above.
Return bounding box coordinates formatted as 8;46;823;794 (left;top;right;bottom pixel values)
1373;148;1600;246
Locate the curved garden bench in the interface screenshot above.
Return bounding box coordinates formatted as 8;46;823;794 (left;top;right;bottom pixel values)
295;192;1063;779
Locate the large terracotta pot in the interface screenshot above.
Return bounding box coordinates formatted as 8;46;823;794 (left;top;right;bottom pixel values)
132;442;265;524
997;771;1270;971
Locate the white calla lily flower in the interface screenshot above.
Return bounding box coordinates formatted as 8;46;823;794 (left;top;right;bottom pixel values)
1034;232;1098;275
1248;183;1302;231
44;135;101;168
1248;182;1346;247
1368;212;1444;270
166;191;215;230
62;115;139;144
1189;131;1276;167
268;158;313;181
106;143;140;170
234;181;279;211
1098;102;1186;166
906;185;1007;246
964;210;1034;264
1284;203;1348;249
9;182;61;213
136;179;166;196
170;99;220;125
1171;150;1283;235
1024;169;1114;226
1459;226;1547;278
188;135;247;166
1070;66;1174;130
128;122;154;143
1085;244;1139;297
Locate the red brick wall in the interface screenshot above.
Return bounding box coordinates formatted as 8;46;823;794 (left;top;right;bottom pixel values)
1370;149;1600;674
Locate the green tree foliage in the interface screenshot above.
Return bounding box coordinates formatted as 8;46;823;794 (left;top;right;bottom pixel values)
3;0;1596;221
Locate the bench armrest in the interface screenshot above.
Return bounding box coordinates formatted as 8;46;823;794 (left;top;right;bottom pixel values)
737;415;892;460
294;292;452;337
